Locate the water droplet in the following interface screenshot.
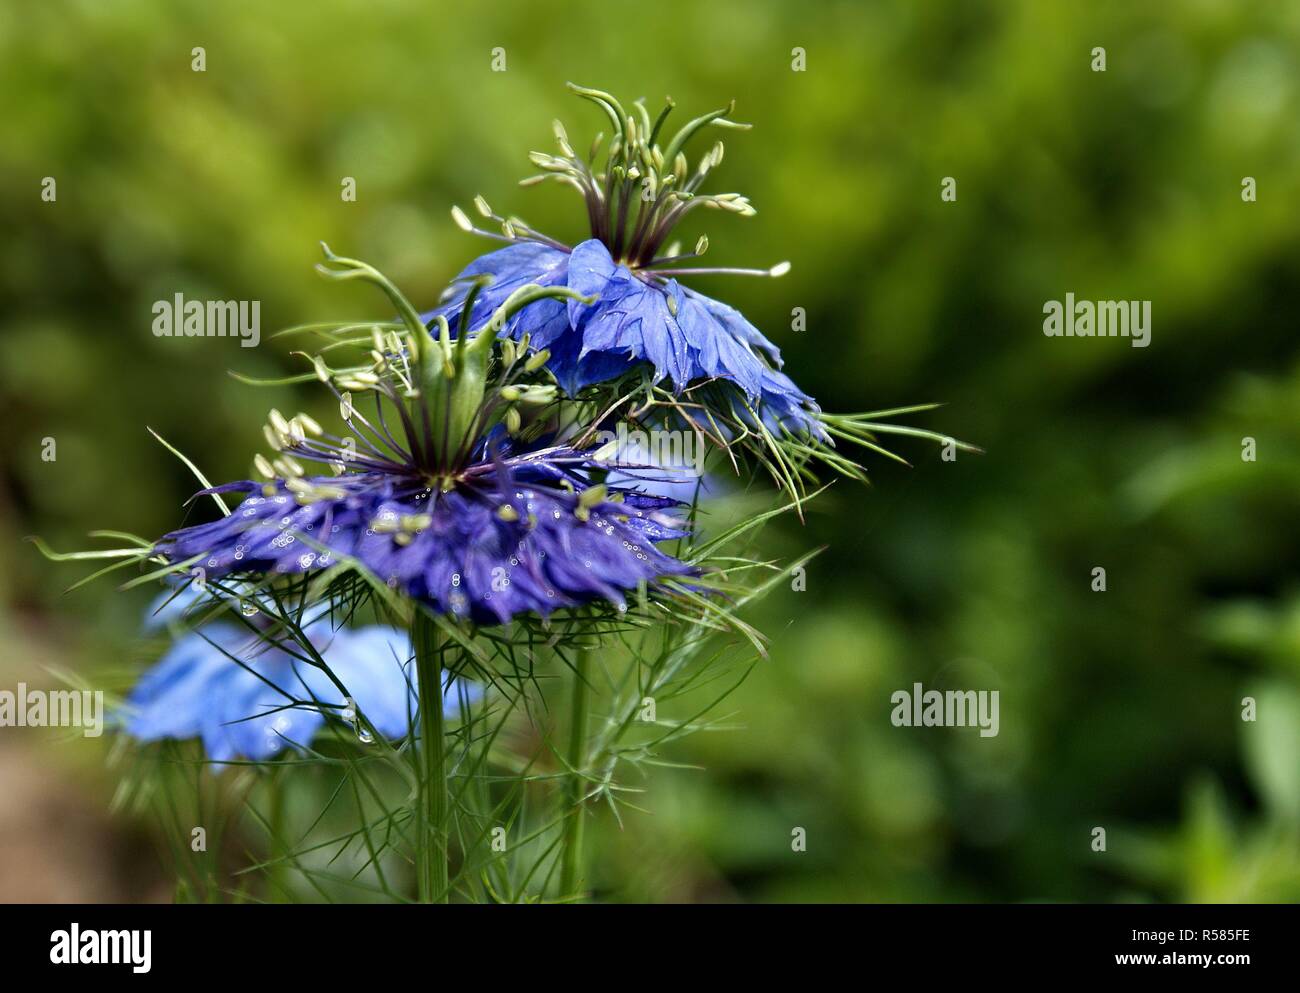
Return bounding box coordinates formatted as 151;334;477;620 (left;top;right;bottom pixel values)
240;601;259;617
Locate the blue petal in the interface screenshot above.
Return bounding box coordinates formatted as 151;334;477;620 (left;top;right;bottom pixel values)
431;238;824;436
124;625;248;740
422;241;570;340
208;652;325;763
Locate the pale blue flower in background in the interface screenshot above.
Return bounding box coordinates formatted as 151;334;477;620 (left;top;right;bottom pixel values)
125;586;471;763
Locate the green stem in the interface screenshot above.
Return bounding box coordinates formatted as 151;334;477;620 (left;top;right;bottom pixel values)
266;766;288;903
559;649;592;898
414;611;448;903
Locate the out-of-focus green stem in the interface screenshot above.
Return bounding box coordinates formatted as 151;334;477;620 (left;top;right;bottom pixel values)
266;765;288;902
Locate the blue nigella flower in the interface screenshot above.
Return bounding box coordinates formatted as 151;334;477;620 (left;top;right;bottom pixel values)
127;587;466;762
154;440;694;625
152;251;698;626
425;85;825;441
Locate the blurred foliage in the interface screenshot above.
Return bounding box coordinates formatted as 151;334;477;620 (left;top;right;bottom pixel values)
2;0;1299;902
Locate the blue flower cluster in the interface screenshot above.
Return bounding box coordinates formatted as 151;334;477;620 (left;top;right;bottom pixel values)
134;87;838;764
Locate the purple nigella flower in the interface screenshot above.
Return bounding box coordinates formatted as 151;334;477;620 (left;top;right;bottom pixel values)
127;595;463;762
151;250;698;626
154;439;694;625
425;84;825;441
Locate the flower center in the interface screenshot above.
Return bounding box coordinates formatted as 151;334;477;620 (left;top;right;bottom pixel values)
454;85;790;282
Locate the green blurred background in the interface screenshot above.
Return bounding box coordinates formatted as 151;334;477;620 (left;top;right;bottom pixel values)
2;0;1299;902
